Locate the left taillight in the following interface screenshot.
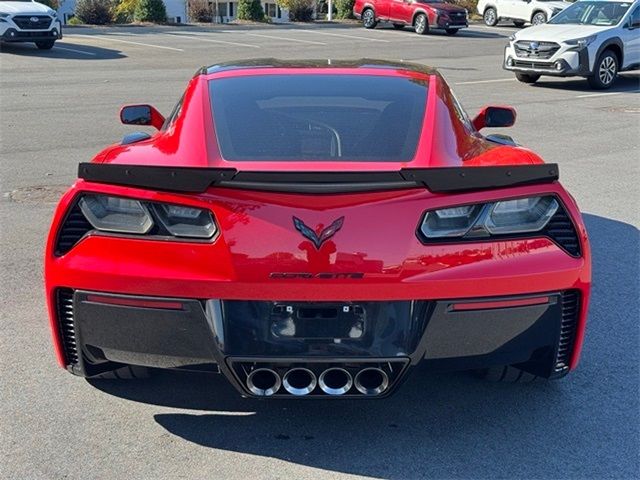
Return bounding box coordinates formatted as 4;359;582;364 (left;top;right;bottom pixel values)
55;194;217;255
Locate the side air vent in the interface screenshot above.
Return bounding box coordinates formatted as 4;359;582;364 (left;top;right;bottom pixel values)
554;290;580;375
55;202;93;256
56;289;79;367
543;205;581;257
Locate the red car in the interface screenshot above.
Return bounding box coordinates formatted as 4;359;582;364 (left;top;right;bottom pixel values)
354;0;469;35
45;60;590;398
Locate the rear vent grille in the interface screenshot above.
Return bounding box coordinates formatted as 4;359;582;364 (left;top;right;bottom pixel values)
543;205;581;257
554;290;580;374
56;289;79;367
55;203;93;256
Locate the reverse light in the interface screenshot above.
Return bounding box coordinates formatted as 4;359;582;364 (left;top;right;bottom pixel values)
152;203;216;238
420;196;559;239
79;195;153;234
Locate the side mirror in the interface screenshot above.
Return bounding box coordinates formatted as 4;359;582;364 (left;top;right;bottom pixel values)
472;106;516;131
120;104;165;130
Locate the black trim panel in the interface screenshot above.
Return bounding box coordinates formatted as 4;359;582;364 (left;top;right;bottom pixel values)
78;163;559;194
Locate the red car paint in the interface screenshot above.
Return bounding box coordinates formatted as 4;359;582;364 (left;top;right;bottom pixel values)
354;0;468;32
45;63;590;378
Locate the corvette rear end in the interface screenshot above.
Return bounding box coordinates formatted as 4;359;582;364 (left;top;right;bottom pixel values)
45;60;590;398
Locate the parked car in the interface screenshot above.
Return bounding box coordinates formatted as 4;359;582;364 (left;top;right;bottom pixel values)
0;0;62;50
354;0;468;35
504;0;640;88
477;0;570;27
45;59;591;398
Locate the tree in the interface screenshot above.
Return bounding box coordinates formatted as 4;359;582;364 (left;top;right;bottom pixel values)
276;0;314;21
114;0;140;23
237;0;265;21
38;0;60;8
134;0;167;22
75;0;114;25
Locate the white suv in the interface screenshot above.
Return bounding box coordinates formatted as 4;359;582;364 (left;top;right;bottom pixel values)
504;0;640;88
0;0;62;50
478;0;571;27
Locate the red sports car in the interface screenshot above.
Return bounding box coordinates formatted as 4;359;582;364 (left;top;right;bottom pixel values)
45;60;590;398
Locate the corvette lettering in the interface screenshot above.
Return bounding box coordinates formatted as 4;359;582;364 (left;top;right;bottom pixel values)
269;272;365;279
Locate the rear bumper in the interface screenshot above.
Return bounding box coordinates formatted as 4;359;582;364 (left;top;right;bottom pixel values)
54;289;586;397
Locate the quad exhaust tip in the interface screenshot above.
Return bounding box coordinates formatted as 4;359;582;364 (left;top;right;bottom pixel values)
246;368;281;396
319;368;353;395
354;368;389;396
283;368;317;396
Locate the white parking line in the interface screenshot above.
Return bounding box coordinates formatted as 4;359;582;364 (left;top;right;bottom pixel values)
468;25;519;34
242;32;327;46
166;32;260;48
68;34;184;51
455;78;516;85
295;29;391;43
54;46;97;56
575;91;625;99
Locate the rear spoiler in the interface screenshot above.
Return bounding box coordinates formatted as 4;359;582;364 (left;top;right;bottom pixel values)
78;163;559;194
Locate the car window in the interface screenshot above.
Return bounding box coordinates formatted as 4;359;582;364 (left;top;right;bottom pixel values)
209;75;428;162
629;5;640;23
549;1;632;25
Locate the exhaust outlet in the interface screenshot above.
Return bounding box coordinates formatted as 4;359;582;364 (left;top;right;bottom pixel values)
319;368;353;395
354;368;389;396
283;368;317;396
246;368;281;396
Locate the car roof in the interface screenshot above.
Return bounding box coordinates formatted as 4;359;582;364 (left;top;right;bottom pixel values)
197;59;439;77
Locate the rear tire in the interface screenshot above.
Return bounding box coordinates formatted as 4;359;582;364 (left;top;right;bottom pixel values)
531;11;547;25
513;20;525;27
483;7;498;26
515;72;541;84
35;40;55;50
90;365;149;380
362;8;377;29
477;365;539;383
414;13;428;35
587;49;618;89
392;23;405;29
445;28;459;35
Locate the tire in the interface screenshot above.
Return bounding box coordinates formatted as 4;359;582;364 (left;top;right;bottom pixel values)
445;28;459;35
531;11;547;25
392;23;405;29
35;40;55;50
513;20;525;27
483;7;498;26
477;365;539;383
362;8;377;29
515;72;541;84
588;50;618;89
90;365;149;380
414;13;428;35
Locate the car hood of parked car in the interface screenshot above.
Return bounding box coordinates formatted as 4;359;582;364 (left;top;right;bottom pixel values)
0;1;55;14
513;23;612;42
534;1;572;11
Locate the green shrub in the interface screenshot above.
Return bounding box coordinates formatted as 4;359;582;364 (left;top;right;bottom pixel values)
67;16;83;25
188;0;213;22
237;0;265;21
277;0;314;21
134;0;167;22
335;0;354;19
75;0;114;25
114;0;140;23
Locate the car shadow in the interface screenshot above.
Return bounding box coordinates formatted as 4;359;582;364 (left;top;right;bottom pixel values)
89;213;639;479
527;72;640;93
374;25;508;38
0;41;125;60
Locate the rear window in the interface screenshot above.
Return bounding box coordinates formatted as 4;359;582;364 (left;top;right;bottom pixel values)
209;74;428;162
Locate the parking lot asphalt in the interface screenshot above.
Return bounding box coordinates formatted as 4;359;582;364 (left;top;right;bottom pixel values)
1;22;639;480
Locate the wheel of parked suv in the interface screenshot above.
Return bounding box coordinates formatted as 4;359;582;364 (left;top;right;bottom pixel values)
477;365;539;383
35;40;56;50
90;365;149;380
362;8;377;29
588;50;618;89
414;13;429;35
445;28;459;35
515;72;541;84
531;11;547;25
393;23;405;29
513;20;525;27
483;7;498;26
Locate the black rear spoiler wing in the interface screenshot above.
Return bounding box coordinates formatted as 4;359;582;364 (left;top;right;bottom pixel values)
78;163;559;194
